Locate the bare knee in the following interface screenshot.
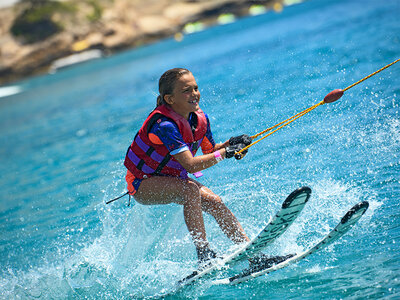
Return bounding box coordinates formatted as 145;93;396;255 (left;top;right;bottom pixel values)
182;180;202;206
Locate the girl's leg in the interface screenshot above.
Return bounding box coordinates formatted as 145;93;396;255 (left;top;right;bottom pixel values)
134;176;209;249
192;179;250;244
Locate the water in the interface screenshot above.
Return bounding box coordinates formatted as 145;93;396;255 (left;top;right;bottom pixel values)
0;0;399;298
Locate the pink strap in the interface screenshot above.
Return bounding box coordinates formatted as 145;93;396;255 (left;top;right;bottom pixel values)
214;150;223;162
193;171;203;178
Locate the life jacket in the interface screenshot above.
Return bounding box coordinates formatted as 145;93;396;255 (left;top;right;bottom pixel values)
124;105;208;179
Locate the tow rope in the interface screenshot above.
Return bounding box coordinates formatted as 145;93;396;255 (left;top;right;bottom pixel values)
235;58;400;159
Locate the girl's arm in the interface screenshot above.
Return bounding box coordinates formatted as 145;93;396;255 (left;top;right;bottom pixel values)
174;147;227;174
213;140;230;151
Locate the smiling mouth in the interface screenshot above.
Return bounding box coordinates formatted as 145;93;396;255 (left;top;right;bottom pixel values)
189;99;198;104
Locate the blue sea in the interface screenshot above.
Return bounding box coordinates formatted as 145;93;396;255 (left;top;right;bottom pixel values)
1;0;399;298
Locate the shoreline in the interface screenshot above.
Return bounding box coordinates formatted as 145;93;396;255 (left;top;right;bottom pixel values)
0;0;298;85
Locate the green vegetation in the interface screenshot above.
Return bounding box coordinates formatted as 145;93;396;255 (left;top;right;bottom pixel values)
10;0;106;44
86;0;103;22
11;0;76;44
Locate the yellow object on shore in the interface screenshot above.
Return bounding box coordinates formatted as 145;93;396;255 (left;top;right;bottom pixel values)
249;5;267;16
174;32;184;42
183;22;205;34
217;13;236;24
72;40;90;52
273;2;283;13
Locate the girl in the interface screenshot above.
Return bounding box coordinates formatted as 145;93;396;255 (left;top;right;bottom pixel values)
124;68;259;265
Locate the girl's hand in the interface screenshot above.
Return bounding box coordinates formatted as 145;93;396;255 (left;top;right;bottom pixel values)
225;143;247;159
229;134;252;146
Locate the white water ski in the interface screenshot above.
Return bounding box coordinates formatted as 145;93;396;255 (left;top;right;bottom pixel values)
213;201;369;285
174;186;312;290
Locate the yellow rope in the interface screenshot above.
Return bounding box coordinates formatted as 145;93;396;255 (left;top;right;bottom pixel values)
235;58;400;159
343;58;400;92
241;101;324;154
250;101;323;139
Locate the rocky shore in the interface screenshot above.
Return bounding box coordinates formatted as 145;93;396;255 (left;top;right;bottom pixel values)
0;0;290;85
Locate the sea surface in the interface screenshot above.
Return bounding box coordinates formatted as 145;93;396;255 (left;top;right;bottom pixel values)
1;0;399;298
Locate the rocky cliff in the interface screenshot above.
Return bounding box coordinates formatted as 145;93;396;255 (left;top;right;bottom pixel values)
0;0;287;84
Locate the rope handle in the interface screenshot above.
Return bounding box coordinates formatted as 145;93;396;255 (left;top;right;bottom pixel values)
235;58;400;159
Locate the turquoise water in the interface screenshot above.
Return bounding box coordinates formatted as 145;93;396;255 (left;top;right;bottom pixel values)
1;0;399;298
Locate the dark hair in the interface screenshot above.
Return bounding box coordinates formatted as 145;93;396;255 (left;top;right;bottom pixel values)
157;68;191;107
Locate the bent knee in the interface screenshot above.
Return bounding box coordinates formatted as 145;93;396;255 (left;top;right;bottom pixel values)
182;180;201;198
200;188;223;204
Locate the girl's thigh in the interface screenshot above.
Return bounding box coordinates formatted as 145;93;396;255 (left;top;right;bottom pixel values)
134;176;200;205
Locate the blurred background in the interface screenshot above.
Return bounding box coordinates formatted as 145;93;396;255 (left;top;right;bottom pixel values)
0;0;294;85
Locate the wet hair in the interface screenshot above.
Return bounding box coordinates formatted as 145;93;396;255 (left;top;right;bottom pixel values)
156;68;191;107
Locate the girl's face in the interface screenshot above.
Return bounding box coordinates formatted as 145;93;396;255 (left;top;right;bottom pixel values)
165;73;200;119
